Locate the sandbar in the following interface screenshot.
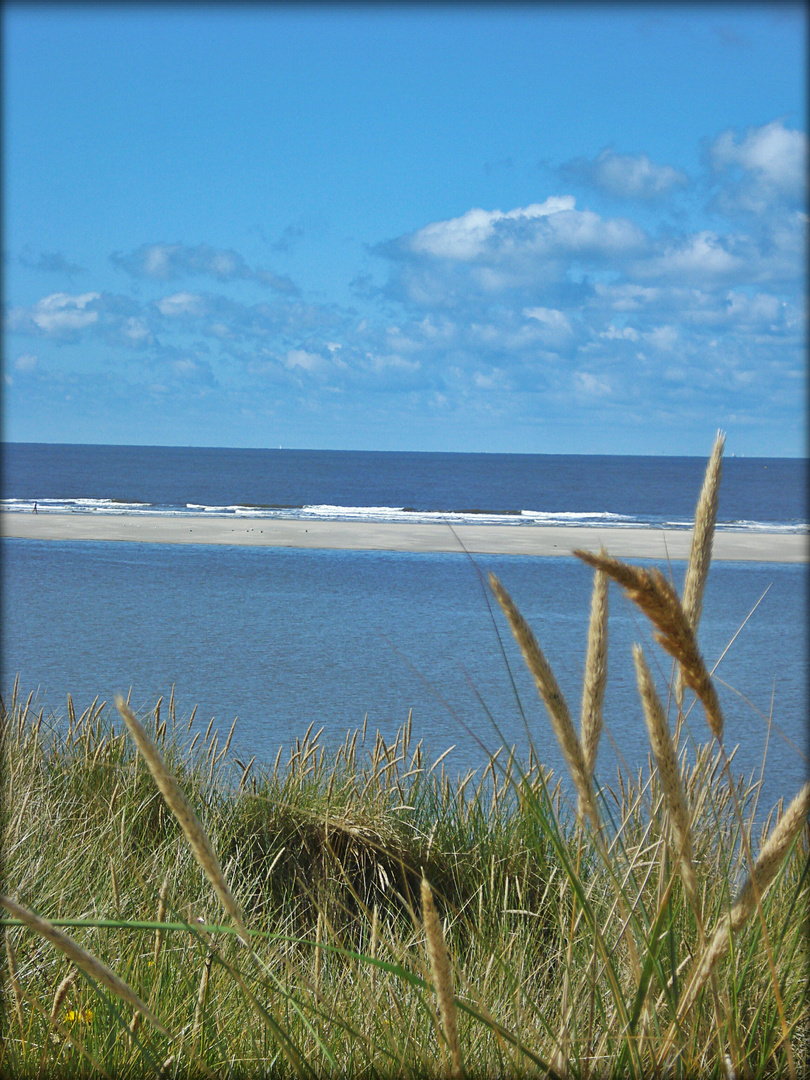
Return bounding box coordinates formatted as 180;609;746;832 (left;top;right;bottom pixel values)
1;511;806;562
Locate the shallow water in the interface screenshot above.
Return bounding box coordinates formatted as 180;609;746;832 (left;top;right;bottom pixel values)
3;538;806;821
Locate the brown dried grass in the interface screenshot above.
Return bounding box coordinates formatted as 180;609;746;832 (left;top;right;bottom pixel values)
574;551;725;743
633;645;699;917
488;573;599;833
421;876;463;1080
670;780;810;1043
580;560;609;794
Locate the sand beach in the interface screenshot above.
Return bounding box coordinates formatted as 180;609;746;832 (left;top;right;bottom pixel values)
2;511;806;562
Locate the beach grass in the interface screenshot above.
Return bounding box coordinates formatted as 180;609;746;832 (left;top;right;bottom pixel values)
1;435;808;1078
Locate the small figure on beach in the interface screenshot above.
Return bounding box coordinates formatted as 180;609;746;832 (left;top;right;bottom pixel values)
33;501;37;514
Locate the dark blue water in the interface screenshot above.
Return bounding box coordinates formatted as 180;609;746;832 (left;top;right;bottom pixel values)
2;444;807;821
2;538;806;820
2;443;807;530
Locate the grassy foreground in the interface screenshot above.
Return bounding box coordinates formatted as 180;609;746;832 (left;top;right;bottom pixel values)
2;433;808;1079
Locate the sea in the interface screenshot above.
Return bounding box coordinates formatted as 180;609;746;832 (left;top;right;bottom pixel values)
2;444;807;821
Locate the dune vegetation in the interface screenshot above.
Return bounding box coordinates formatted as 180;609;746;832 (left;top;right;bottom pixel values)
2;432;808;1078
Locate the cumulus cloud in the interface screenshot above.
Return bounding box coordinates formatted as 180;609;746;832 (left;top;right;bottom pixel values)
636;231;745;282
560;147;688;200
398;197;646;265
405;197;576;260
377;197;648;312
600;324;639;341
14;352;38;371
110;242;298;294
523;307;575;349
574;371;612;397
8;291;101;338
155;292;206;317
121;316;153;344
285;348;324;372
6;290;158;348
708;119;807;213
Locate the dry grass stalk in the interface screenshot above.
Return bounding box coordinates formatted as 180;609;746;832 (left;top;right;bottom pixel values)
116;698;250;946
633;646;699;916
5;933;26;1035
574;551;724;743
676;431;725;712
219;715;238;760
580;560;609;783
0;894;168;1035
675;780;810;1030
489;573;599;830
128;1010;142;1044
421;876;463;1080
191;947;214;1048
314;910;324;993
728;780;810;932
154;872;170;967
110;856;121;918
683;430;724;634
49;970;77;1023
370;902;379;993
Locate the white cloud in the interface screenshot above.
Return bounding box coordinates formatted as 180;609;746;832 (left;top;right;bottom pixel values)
574;371;611;397
122;317;151;343
210;251;238;277
380;198;647;313
523;306;575;349
408;196;575;260
638;232;743;281
524;307;571;332
594;150;687;198
364;352;420;374
642;325;680;352
473;370;504;390
14;352;38;371
600;325;639;341
711;120;806;196
30;291;100;334
285;348;323;372
111;241;299;294
563;148;688;199
173;358;198;376
156;292;205;317
724;291;783;324
143;245;175;278
544;208;646;254
594;283;661;311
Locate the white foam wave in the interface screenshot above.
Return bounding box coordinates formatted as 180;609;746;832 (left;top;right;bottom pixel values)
2;497;806;532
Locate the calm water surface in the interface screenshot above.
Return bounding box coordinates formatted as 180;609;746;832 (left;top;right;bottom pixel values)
3;539;806;819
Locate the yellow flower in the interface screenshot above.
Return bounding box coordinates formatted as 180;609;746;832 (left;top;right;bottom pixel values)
64;1009;93;1023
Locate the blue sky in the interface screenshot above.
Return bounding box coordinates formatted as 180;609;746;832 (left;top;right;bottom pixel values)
3;5;806;455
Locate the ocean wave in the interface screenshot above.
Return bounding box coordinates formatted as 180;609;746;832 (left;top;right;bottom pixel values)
2;497;806;533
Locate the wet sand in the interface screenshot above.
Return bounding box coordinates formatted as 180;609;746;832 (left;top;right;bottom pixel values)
2;511;806;562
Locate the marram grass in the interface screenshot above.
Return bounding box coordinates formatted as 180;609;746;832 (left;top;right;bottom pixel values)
2;437;808;1078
